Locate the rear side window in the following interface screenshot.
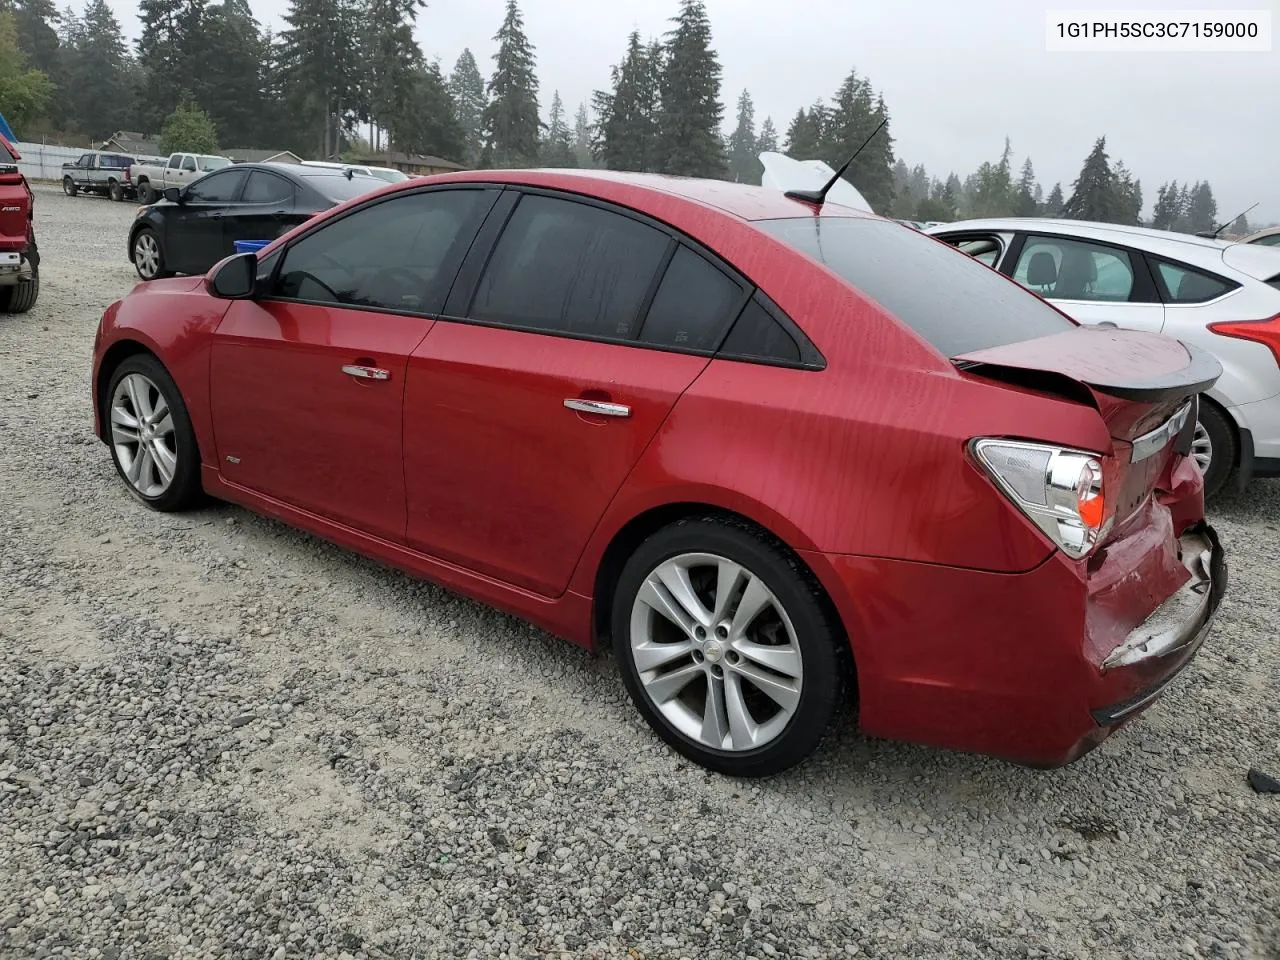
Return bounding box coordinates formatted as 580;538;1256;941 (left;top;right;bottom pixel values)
470;194;670;339
720;298;801;363
639;246;744;350
754;217;1074;357
1013;236;1135;302
1153;259;1236;303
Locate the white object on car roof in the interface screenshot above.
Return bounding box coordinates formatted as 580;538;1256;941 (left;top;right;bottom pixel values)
758;151;873;214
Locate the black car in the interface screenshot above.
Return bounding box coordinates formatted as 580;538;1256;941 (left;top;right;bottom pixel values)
127;162;388;281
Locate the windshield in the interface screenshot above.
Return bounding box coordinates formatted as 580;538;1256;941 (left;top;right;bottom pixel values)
301;171;387;202
199;156;230;170
753;216;1076;357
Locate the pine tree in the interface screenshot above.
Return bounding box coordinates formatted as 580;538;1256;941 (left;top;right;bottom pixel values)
1174;182;1193;231
1231;213;1250;236
784;107;821;159
480;0;539;168
1187;181;1217;233
656;0;725;177
278;0;360;158
393;61;465;162
360;0;424;151
1110;161;1142;225
10;0;60;76
448;48;485;167
823;70;893;211
971;137;1014;216
196;0;269;149
539;89;575;167
1151;182;1178;230
756;115;777;155
1013;157;1038;217
60;0;128;139
1044;182;1064;216
1062;137;1115;222
916;177;957;222
726;88;757;183
571;101;593;167
592;30;661;171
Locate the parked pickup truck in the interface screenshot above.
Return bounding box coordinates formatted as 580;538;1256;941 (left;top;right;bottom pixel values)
61;151;140;202
132;152;233;203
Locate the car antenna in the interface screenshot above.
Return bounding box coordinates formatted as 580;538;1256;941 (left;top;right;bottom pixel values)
784;117;887;209
344;167;353;180
1200;201;1259;239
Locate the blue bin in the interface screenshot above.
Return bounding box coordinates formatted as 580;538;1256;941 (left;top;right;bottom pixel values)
233;239;270;255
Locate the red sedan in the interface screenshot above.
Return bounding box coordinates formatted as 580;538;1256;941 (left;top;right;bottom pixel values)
91;170;1228;776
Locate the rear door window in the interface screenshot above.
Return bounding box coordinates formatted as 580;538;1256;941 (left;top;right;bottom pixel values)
240;171;293;204
185;168;247;203
1012;236;1135;302
469;194;670;340
754;216;1074;357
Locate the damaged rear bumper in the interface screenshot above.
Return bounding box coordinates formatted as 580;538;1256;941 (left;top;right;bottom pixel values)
1090;521;1227;727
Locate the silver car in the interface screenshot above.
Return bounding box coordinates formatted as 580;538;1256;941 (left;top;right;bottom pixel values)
926;218;1280;498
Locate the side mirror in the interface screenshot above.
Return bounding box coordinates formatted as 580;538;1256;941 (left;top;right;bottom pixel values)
208;252;257;299
163;187;181;203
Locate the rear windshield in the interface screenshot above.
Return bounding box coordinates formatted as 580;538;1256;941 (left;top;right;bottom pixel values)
301;171;387;202
754;216;1075;357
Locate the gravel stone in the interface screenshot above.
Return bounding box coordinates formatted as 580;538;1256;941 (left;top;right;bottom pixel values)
1;185;1278;958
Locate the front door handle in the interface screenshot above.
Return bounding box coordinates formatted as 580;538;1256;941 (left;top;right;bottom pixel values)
564;398;630;418
342;364;390;381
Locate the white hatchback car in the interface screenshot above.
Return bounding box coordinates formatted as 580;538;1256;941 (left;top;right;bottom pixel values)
926;218;1280;498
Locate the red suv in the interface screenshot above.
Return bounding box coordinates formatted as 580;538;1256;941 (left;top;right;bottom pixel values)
0;134;39;313
90;170;1227;776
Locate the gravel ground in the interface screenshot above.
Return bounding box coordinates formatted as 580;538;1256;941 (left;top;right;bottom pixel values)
1;184;1278;960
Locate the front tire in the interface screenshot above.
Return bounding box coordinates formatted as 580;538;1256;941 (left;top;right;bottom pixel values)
1195;401;1236;500
138;181;155;204
62;176;77;197
109;179;124;202
105;354;203;512
132;228;170;280
611;517;847;777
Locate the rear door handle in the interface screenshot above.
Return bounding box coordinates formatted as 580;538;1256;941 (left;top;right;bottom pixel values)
564;398;630;418
342;364;390;381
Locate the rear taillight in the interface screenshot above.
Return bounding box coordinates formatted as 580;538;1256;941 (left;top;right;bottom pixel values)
124;169;131;181
1208;314;1280;367
971;439;1108;559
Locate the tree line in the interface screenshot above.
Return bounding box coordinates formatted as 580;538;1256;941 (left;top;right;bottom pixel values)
0;0;1256;233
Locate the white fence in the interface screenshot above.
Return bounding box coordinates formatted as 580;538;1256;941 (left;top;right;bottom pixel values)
9;142;84;182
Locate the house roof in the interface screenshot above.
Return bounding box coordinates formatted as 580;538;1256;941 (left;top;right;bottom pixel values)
100;131;161;157
354;151;467;170
225;148;303;164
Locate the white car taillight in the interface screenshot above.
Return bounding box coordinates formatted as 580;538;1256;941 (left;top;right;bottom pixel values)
971;439;1108;559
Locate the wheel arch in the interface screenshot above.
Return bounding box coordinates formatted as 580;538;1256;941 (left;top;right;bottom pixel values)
588;501;856;691
95;339;156;439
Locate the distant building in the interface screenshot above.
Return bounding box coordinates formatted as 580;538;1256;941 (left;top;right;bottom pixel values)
98;131;162;159
225;148;305;164
349;151;467;177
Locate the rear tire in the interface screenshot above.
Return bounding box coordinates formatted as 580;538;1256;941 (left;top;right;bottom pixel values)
611;516;847;778
1196;401;1236;500
62;176;77;197
0;256;39;313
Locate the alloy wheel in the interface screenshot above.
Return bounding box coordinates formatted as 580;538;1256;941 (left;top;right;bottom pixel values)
628;552;804;753
110;373;178;498
134;233;160;279
1192;421;1213;475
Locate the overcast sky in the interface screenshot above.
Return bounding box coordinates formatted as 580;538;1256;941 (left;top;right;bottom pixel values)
110;0;1280;224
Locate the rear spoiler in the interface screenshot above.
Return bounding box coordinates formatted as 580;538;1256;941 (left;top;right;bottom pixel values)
955;327;1222;404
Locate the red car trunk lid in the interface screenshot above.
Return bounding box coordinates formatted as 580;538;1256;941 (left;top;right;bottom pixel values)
956;326;1222;536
